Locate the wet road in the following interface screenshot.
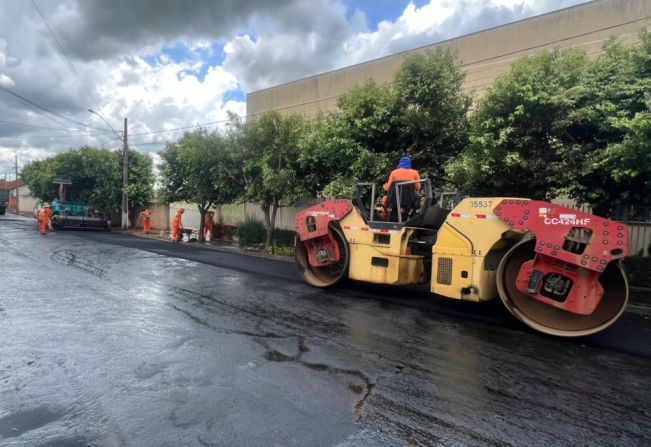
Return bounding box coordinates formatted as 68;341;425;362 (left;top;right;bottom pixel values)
1;215;650;447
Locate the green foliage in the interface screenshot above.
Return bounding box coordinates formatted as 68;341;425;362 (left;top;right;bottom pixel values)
394;48;471;187
272;229;296;247
623;256;651;288
448;31;651;214
447;48;590;199
301;49;470;196
236;218;266;246
568;36;651;215
230;111;309;248
159;128;240;241
21;146;153;214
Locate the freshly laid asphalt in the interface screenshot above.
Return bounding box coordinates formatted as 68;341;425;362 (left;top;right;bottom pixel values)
1;215;650;447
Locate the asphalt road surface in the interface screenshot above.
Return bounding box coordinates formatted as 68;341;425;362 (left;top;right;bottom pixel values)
1;215;650;447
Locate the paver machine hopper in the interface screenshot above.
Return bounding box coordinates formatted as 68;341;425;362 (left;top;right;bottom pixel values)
294;180;630;337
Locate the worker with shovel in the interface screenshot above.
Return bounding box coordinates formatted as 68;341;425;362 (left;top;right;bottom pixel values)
139;208;152;234
171;208;184;242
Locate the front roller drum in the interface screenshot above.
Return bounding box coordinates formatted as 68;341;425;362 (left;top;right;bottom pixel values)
497;239;628;337
295;225;350;288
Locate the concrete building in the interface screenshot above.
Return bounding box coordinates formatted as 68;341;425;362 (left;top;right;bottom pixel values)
247;0;651;118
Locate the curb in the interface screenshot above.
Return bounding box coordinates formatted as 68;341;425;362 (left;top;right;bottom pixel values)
118;229;295;263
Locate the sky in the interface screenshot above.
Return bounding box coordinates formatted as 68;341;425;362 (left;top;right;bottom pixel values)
0;0;590;178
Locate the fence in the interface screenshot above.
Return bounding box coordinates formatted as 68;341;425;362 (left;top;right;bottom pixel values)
169;198;323;233
629;222;651;257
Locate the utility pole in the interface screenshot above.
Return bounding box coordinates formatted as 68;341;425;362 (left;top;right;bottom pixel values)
15;153;19;213
122;117;129;230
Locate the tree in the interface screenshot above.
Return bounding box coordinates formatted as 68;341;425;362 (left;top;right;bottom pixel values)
232;111;308;250
300;49;471;198
567;34;651;216
21;146;153;216
394;48;471;189
447;32;651;217
159;128;240;242
446;48;591;199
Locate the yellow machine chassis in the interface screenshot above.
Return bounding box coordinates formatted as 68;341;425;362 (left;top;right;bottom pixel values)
339;198;520;302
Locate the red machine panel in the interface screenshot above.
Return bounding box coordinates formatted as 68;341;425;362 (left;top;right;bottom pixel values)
295;200;352;241
495;200;629;272
295;200;352;267
495;200;629;315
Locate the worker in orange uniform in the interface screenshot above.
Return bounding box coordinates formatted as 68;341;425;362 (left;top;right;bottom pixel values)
44;203;53;231
171;208;184;242
382;156;421;221
37;204;50;235
139;209;152;234
204;211;215;241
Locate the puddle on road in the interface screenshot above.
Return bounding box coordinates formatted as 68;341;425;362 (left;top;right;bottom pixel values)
39;437;93;447
0;405;66;438
348;384;364;394
264;350;293;362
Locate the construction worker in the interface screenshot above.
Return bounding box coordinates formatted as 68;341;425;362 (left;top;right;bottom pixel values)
171;208;184;242
37;204;50;235
382;156;421;221
139;208;152;234
44;203;53;231
204;211;214;241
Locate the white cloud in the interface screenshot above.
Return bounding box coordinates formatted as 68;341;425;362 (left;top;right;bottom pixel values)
0;0;590;175
223;0;590;92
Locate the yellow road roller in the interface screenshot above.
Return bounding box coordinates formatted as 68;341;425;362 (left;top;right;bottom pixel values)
294;179;630;337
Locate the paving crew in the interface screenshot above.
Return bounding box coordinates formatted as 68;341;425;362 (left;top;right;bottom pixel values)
382;156;421;221
37;203;50;235
171;208;184;242
204;211;215;241
139;208;152;234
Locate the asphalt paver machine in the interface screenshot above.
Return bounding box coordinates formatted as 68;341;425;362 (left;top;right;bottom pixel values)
294;179;630;337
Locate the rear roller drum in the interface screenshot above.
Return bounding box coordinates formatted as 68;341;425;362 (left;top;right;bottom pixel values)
497;239;628;337
295;225;349;288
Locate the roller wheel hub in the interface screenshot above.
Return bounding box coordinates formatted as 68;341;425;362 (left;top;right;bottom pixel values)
295;225;349;288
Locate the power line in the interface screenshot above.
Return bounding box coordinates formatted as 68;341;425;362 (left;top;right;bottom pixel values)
0;86;74;130
32;0;102;112
127;120;229;137
0;119;112;133
0;85;112;132
0;132;119;139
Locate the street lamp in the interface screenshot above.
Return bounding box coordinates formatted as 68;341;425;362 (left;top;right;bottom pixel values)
88;109;129;230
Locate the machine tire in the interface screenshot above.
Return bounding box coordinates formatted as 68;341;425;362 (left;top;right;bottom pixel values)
497;238;629;337
295;224;349;288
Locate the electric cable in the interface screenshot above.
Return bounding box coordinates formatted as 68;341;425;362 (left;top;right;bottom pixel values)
32;0;102;112
0;85;111;132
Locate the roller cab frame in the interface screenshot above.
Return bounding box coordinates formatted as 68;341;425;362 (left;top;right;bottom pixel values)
295;179;630;337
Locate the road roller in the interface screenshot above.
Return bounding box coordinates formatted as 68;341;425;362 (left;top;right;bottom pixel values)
294;179;630;337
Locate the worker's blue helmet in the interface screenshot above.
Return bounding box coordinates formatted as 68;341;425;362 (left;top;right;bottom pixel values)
397;156;411;169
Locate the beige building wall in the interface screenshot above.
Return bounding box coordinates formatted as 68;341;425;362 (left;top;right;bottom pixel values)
17;184;38;215
247;0;651;118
